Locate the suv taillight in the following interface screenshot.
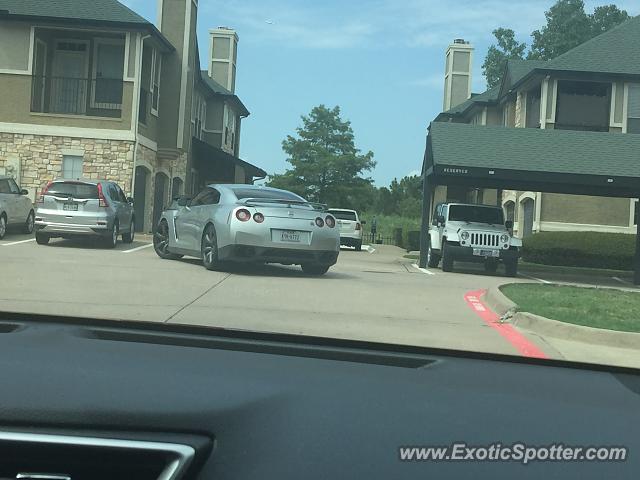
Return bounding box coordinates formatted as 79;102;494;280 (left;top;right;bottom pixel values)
97;183;109;208
355;222;361;230
37;181;52;204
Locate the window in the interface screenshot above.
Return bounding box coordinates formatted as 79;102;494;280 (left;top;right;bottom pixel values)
448;205;504;224
116;185;128;203
627;84;640;134
108;184;121;203
47;182;98;199
525;86;541;128
634;201;638;225
328;210;357;221
0;179;11;194
150;49;161;115
190;187;220;206
555;80;610;131
7;178;20;194
62;155;83;179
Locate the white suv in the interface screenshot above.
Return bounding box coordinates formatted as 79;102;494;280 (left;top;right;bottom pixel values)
0;175;35;239
427;203;521;276
328;208;363;251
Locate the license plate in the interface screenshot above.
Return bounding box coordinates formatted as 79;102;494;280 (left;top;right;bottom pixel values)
473;248;499;257
280;230;301;242
63;203;78;211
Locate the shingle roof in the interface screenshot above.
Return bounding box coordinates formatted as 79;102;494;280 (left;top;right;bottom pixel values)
544;15;640;75
505;59;547;85
0;0;148;24
428;122;640;178
199;71;250;117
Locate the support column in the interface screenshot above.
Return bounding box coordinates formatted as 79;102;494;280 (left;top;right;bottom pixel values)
419;175;433;269
635;201;640;285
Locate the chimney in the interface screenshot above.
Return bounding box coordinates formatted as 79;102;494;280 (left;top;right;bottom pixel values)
208;27;238;93
443;39;473;111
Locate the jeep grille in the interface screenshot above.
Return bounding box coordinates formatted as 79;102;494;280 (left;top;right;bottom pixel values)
470;233;500;248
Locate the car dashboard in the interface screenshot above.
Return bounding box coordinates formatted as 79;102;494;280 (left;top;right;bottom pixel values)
0;311;638;479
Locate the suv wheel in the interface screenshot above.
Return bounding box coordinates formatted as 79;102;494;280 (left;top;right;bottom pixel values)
301;264;330;275
355;241;362;252
24;210;35;234
35;231;50;245
0;214;6;240
104;221;118;249
441;242;454;272
505;260;518;277
122;219;135;244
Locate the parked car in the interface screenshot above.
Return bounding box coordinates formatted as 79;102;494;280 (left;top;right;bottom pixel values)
154;184;340;275
427;202;521;276
327;208;364;251
35;179;135;248
0;175;35;239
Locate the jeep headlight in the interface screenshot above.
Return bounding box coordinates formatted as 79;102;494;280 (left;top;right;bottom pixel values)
500;233;510;244
460;231;470;241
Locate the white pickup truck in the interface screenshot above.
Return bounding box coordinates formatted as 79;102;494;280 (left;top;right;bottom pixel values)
427;202;521;276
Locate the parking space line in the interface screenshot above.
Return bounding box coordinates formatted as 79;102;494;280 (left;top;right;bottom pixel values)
520;273;552;284
122;243;153;254
0;238;36;246
363;245;376;254
411;263;436;275
612;276;631;285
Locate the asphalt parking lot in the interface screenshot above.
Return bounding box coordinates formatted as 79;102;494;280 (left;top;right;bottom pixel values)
1;232;638;367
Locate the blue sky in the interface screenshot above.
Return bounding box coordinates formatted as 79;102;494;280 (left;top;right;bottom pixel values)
123;0;639;186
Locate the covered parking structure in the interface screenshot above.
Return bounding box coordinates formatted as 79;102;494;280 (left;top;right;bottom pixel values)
420;122;640;284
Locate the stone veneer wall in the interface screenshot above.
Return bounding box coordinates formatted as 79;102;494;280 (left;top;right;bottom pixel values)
0;133;135;199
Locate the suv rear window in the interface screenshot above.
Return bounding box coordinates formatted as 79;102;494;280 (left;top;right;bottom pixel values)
328;210;357;221
47;182;99;199
448;205;504;224
232;188;304;201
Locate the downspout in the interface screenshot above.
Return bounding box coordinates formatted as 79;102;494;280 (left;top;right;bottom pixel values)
130;33;151;197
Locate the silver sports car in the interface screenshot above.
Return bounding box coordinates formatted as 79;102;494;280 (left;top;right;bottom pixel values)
153;184;340;275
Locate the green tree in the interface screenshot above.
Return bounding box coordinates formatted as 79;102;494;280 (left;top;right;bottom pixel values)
267;105;375;208
481;28;527;89
482;1;629;83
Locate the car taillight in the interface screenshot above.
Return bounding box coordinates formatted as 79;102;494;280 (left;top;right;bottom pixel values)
97;183;109;208
37;181;52;204
325;215;335;228
315;217;324;227
355;222;361;230
253;212;265;223
236;209;251;222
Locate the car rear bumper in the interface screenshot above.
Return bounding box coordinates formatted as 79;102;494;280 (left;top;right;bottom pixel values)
35;221;110;237
340;236;362;246
447;245;520;262
219;244;339;266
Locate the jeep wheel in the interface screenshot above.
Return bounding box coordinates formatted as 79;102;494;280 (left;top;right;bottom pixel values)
427;241;440;268
505;260;518;277
441;243;453;272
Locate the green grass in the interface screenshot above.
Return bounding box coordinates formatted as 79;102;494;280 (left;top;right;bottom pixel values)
358;213;420;238
501;284;640;333
520;261;631;278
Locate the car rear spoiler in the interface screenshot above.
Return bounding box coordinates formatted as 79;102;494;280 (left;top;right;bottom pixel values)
239;198;327;211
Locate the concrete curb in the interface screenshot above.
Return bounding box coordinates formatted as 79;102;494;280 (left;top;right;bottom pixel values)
484;285;640;349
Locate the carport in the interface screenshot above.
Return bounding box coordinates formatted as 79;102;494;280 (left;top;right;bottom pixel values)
419;122;640;284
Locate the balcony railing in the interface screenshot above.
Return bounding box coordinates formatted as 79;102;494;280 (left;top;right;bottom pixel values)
31;76;123;116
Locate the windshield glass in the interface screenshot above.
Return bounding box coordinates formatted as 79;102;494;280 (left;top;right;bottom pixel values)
47;182;99;199
328;210;357;221
3;0;640;375
448;205;504;224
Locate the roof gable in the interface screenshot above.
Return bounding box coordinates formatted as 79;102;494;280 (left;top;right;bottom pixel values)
0;0;149;25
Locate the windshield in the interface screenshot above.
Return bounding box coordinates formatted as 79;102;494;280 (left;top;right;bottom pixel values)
448;205;504;225
3;0;640;380
328;210;357;221
47;182;99;199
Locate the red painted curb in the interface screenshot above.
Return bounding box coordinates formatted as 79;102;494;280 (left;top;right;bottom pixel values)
464;289;548;359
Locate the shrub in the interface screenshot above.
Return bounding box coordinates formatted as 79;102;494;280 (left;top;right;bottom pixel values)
521;231;636;271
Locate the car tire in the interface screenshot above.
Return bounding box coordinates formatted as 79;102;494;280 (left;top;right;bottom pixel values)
427;240;440;268
441;242;454;272
301;264;330;275
103;221;118;249
24;210;35;234
35;231;49;245
0;214;6;240
355;241;362;252
201;224;220;271
153;219;182;260
484;260;498;274
505;260;518;277
122;219;135;244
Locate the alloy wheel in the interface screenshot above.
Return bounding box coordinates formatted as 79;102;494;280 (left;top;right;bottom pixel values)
154;221;170;255
0;216;6;239
202;225;218;270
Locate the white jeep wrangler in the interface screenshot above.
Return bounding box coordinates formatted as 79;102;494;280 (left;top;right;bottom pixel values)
427;203;521;276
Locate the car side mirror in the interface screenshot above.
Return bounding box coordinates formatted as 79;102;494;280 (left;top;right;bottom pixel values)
127;196;134;204
437;215;445;225
20;189;29;195
505;220;514;229
177;196;190;207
